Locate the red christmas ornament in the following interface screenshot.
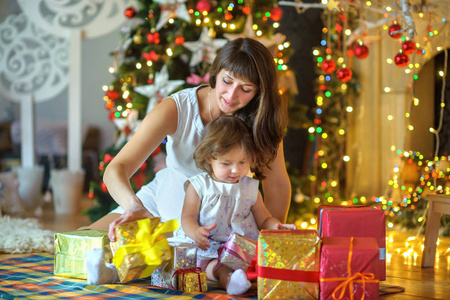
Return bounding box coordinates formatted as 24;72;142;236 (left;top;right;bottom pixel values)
175;36;185;45
105;101;114;110
101;182;108;193
242;6;251;15
270;7;283;21
321;59;336;74
151;145;161;157
402;40;416;55
353;43;369;59
394;52;409;67
104;154;114;164
224;13;233;20
336;67;352;82
124;7;136;19
147;78;154;84
196;0;211;13
388;23;402;38
146;32;160;44
106;89;119;101
108;111;116;120
142;50;159;61
139;161;147;171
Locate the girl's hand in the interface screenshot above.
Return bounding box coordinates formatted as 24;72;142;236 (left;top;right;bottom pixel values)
193;223;217;250
108;203;154;242
276;223;297;230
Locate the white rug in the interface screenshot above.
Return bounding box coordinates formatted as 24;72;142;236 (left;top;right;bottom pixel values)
0;215;54;254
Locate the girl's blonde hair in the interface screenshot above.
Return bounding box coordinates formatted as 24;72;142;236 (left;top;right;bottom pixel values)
194;116;261;179
209;38;288;178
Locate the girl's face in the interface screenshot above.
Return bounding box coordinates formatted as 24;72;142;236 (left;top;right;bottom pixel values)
208;145;251;184
214;69;258;115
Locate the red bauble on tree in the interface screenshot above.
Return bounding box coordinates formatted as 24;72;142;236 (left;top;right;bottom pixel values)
353;43;369;59
388;23;402;38
124;7;136;19
175;36;185;45
106;90;119;101
196;0;211;13
394;52;409;67
146;32;160;44
101;182;108;193
336;67;352;82
321;59;336;74
270;6;283;21
402;40;416;54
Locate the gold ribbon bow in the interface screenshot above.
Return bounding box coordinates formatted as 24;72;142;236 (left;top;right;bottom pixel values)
113;218;179;279
320;237;379;300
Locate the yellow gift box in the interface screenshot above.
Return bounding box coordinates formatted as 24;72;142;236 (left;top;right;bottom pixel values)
257;229;320;300
176;268;208;292
111;218;179;283
54;230;111;279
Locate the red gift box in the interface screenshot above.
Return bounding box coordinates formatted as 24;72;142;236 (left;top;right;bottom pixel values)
320;237;379;300
318;206;386;280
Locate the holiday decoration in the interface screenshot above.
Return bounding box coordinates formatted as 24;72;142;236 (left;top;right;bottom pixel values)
54;230;111;279
270;6;283;21
319;237;380;300
321;59;336;74
388;23;402;38
318;206;386;280
195;0;211;14
394;51;409;67
257;230;320;299
146;32;160;44
111;218;178;283
174;36;185;45
183;27;228;67
402;40;416;55
134;65;185;114
353;43;369;59
336;67;352;82
124;7;136;19
154;0;191;31
218;233;256;271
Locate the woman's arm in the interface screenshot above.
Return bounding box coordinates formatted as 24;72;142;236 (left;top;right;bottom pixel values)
181;183;217;250
261;142;291;223
104;98;178;240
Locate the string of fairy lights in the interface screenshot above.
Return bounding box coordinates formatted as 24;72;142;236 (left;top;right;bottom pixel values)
298;0;449;227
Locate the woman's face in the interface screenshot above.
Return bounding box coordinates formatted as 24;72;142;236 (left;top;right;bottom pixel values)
214;69;258;115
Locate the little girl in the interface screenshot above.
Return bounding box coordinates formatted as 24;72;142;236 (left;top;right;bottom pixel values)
170;115;296;295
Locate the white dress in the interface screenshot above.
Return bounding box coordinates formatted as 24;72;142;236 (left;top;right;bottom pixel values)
111;86;207;222
170;172;260;259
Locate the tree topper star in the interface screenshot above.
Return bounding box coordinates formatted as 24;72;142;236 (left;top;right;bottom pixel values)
184;27;228;67
134;65;184;114
154;0;191;31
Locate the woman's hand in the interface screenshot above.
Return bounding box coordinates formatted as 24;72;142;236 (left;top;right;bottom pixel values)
108;202;154;242
276;223;297;230
193;223;217;250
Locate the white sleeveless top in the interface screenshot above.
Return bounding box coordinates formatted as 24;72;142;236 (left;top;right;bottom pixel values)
170;172;260;259
111;86;207;221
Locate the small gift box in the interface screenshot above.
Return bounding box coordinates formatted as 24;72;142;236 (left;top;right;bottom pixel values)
317;206;386;280
257;229;320;300
218;232;256;271
320;237;380;300
111;218;179;283
176;268;208;292
151;242;198;289
54;230;111;279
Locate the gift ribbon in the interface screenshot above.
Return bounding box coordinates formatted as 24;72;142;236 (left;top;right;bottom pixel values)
113;218;179;279
319;237;379;300
172;267;205;292
217;238;255;268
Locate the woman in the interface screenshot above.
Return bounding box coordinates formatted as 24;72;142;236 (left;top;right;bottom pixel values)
87;38;291;241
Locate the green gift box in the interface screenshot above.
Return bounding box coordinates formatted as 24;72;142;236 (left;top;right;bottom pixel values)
54;230;111;279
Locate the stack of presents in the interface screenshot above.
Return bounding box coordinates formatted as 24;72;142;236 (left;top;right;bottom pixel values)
53;205;386;299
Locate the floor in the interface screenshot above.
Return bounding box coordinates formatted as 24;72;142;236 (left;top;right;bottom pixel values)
1;194;449;299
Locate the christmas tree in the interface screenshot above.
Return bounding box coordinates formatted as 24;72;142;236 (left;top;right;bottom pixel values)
85;0;298;222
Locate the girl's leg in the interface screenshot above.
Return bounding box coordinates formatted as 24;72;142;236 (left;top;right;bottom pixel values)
206;259;251;295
